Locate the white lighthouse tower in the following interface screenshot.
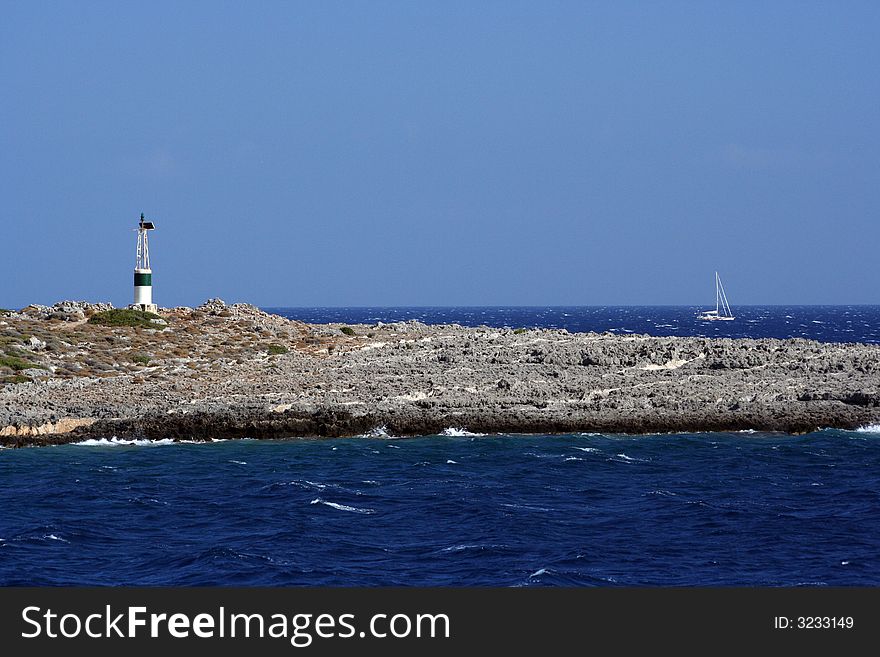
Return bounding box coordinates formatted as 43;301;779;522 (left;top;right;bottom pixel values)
133;213;158;312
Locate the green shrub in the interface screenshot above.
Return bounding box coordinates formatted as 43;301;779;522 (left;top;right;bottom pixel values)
131;354;151;365
513;328;528;335
0;309;11;316
267;344;288;355
340;326;356;336
0;355;43;371
88;309;163;329
1;374;29;384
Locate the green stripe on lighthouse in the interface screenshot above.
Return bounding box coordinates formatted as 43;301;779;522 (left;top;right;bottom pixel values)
134;272;152;287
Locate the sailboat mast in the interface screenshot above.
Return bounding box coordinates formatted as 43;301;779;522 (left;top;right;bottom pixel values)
715;271;720;315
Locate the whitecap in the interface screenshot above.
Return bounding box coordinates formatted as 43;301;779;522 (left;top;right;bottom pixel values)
614;453;648;462
525;452;564;459
563;457;583;462
45;534;69;543
442;544;482;553
440;427;486;437
362;480;380;485
310;498;374;514
446;459;458;464
529;568;549;578
229;460;247;465
386;444;400;449
572;447;598;453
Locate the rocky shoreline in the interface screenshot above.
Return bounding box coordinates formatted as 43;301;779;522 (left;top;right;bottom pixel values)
1;300;878;447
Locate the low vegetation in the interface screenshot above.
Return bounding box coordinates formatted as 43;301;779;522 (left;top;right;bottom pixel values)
0;355;43;371
88;309;163;329
131;354;151;365
340;326;356;336
267;344;289;355
513;328;528;335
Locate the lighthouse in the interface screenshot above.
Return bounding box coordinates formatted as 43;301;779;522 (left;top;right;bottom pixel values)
133;213;158;313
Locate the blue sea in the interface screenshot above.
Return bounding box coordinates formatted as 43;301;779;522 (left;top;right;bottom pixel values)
268;305;880;344
1;306;879;586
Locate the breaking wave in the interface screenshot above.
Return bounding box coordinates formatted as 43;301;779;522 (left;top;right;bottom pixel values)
73;437;176;447
359;425;402;439
855;424;880;434
440;428;486;437
310;498;375;514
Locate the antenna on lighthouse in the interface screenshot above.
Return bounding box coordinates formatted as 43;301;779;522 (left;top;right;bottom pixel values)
133;212;158;313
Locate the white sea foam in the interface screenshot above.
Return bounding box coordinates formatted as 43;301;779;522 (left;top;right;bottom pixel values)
529;568;549;578
855;424;880;433
73;437;175;447
572;447;599;453
45;534;69;543
386;444;400;449
525;452;564;459
229;460;247;465
442;544;483;553
501;503;552;512
614;453;646;462
446;459;458;464
289;480;331;491
563;457;583;462
360;425;402;439
440;427;486;437
310;498;374;514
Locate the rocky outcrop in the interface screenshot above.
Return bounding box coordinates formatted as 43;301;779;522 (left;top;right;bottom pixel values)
18;300;115;322
1;302;878;446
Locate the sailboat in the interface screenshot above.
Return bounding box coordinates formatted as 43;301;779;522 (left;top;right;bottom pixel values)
698;271;735;321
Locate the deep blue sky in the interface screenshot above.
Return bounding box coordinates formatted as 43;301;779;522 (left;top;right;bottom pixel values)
2;1;878;308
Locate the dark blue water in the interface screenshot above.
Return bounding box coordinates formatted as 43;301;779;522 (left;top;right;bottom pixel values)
267;305;880;344
2;430;879;586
